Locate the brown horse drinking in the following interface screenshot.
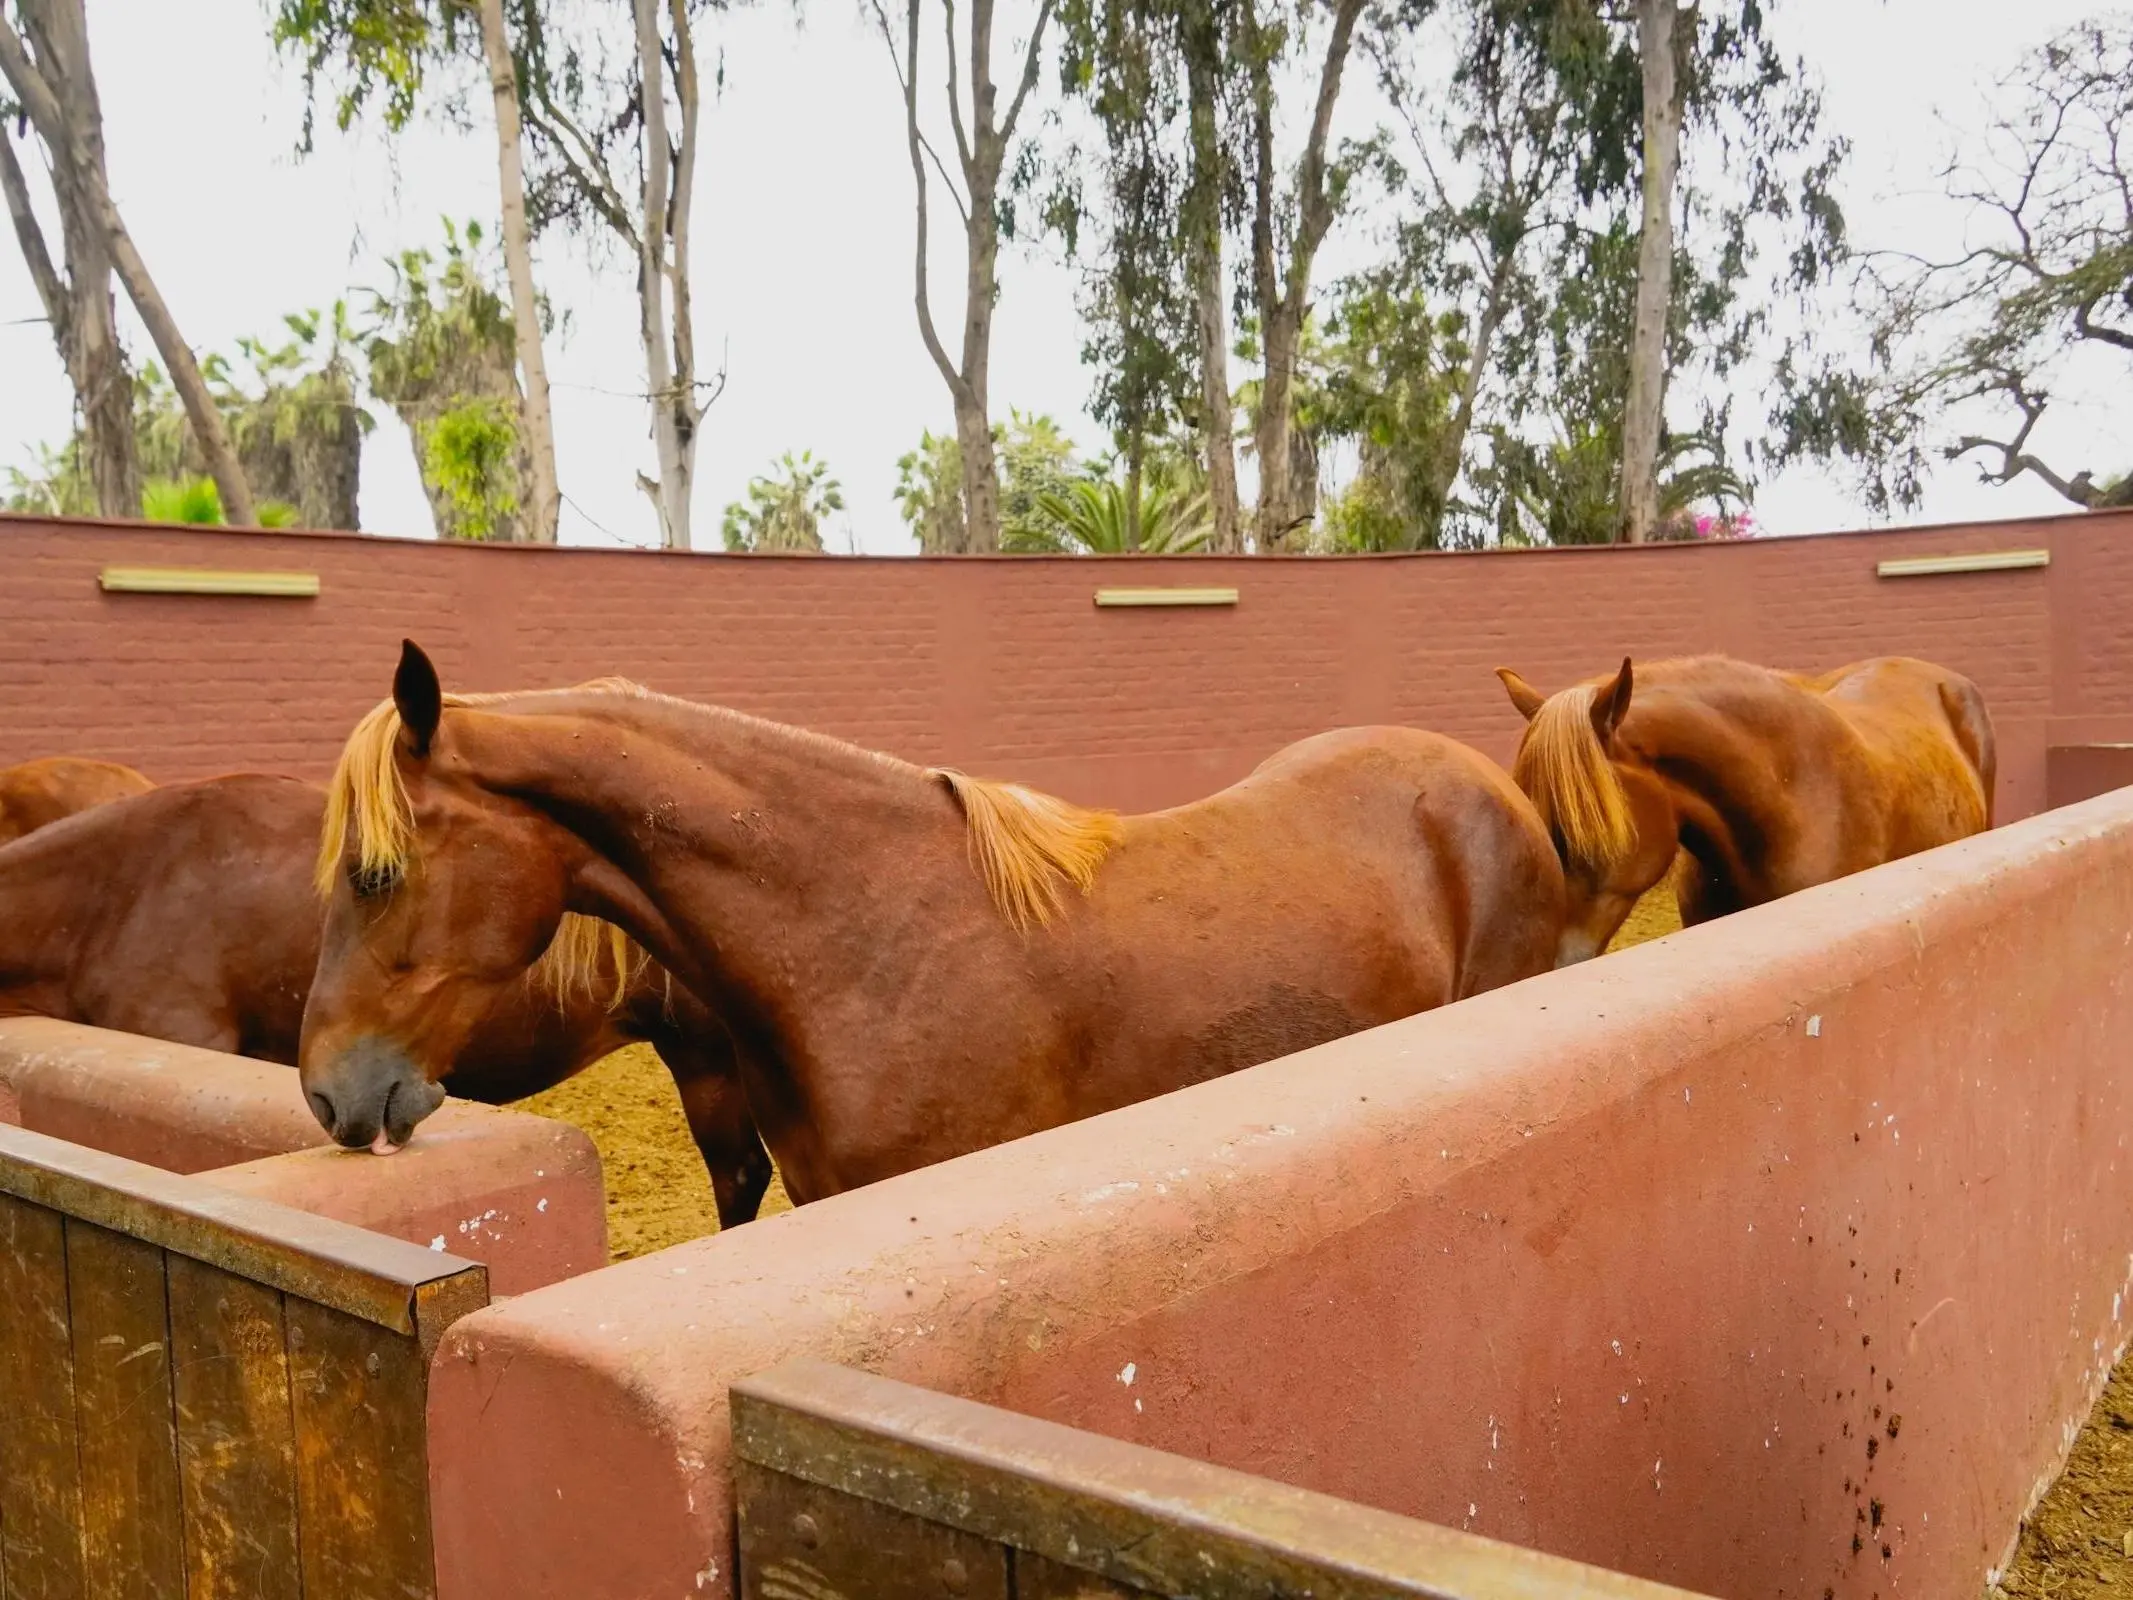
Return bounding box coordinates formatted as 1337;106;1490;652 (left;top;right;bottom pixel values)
0;755;153;844
0;773;772;1225
1494;654;1996;966
300;642;1566;1204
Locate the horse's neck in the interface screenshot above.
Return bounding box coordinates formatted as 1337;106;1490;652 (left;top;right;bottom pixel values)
462;699;971;1024
0;831;89;995
1629;685;1815;898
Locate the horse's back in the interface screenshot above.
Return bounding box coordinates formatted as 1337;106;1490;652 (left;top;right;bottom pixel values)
1130;724;1561;998
1810;657;1996;845
0;756;154;845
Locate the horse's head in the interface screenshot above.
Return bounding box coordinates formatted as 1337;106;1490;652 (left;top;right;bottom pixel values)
299;641;579;1152
1497;658;1676;966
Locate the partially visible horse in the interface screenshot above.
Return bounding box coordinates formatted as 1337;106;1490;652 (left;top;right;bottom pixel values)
0;774;771;1226
0;755;153;844
1494;654;1996;966
299;642;1566;1204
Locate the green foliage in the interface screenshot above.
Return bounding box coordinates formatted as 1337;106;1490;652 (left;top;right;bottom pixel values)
423;399;522;542
141;476;225;525
1776;18;2133;511
138;476;301;528
723;453;844;553
8;317;365;529
1483;424;1748;547
270;0;471;152
900;415;1086;554
362;220;527;541
1028;469;1211;554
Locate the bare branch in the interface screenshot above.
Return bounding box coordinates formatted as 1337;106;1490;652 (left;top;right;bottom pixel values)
943;0;972;180
893;0;966;398
998;0;1054;150
0;125;64;332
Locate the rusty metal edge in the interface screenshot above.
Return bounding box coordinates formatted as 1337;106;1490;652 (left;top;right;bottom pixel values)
0;1124;483;1335
732;1361;1720;1600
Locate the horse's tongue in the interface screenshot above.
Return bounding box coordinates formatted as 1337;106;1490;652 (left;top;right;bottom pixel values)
369;1132;402;1156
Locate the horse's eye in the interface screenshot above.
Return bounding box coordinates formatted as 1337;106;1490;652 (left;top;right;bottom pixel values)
348;861;401;901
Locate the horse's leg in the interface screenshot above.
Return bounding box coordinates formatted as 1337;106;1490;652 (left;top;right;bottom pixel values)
647;1023;774;1229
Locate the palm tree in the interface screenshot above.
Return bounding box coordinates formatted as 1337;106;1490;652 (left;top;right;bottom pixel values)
1029;472;1212;555
722;452;844;553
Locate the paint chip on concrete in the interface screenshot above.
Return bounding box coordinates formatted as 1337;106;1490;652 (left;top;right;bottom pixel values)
1118;1362;1137;1387
430;1236;446;1251
1807;1014;1822;1037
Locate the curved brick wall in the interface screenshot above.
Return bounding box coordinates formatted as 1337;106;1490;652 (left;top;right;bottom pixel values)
6;509;2129;819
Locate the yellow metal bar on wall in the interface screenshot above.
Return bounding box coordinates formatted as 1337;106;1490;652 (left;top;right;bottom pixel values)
1875;548;2049;579
98;566;321;598
1093;586;1239;609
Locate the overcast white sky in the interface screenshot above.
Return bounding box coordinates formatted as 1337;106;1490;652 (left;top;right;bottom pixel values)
0;0;2119;551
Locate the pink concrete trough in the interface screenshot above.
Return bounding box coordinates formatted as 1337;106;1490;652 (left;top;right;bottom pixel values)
428;788;2133;1600
0;1018;605;1293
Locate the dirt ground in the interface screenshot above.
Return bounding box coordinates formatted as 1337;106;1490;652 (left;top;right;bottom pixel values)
514;1045;791;1260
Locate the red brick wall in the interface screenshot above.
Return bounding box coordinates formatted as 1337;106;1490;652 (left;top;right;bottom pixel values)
4;508;2123;820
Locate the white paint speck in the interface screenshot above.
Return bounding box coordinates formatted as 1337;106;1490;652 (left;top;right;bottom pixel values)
429;1236;446;1251
1611;1340;1623;1356
1806;1014;1822;1038
1118;1362;1137;1387
537;1198;548;1213
1620;1394;1629;1405
1134;1398;1143;1413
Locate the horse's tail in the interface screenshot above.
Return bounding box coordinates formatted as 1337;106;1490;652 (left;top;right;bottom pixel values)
1937;676;1998;828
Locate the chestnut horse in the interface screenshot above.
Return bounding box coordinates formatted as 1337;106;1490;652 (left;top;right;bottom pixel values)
300;642;1565;1204
1494;654;1996;966
0;773;771;1225
0;755;153;844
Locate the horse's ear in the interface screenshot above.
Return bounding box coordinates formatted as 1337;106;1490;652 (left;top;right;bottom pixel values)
1495;667;1546;722
394;639;443;758
1590;657;1634;744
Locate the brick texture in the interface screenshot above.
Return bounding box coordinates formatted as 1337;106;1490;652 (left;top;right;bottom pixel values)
4;509;2124;822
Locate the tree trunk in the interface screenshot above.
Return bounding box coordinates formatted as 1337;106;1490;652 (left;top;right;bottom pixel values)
1125;445;1143;552
1;4;231;520
883;0;1050;555
660;0;704;550
632;0;690;549
1423;253;1518;539
1243;0;1363;552
1183;0;1240;553
0;120;138;517
1618;0;1682;546
475;0;562;544
1253;311;1297;548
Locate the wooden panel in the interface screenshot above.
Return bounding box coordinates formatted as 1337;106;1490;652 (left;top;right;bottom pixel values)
1013;1551;1151;1600
0;1193;85;1599
0;1124;485;1334
167;1255;299;1600
734;1360;1720;1600
287;1299;437;1598
737;1460;1010;1600
65;1221;183;1600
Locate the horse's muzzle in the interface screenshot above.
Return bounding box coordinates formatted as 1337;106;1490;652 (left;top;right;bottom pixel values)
304;1035;447;1152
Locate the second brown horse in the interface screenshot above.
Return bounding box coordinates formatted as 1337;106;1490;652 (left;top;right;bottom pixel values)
1495;653;1996;964
0;774;772;1225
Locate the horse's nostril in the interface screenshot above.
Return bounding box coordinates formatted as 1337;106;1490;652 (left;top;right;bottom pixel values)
306;1090;336;1132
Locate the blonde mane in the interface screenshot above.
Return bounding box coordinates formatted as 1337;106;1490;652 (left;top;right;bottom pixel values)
317;677;1119;948
315;683;656;1008
934;770;1122;931
1512;685;1636;875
